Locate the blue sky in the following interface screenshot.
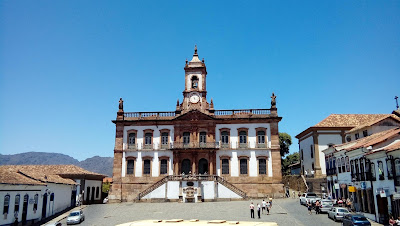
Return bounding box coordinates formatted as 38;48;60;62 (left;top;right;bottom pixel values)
1;1;399;160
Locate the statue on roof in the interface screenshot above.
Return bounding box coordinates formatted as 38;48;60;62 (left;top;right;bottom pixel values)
119;98;124;111
271;93;276;108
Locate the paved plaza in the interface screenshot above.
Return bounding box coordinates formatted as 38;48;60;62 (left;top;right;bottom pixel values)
55;198;361;226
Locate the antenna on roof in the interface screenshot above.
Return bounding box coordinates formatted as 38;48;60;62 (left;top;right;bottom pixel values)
395;96;399;110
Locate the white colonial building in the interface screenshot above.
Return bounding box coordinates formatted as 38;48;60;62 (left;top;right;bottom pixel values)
109;47;284;203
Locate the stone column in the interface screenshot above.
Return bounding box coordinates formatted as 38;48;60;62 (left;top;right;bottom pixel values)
109;121;124;202
270;121;282;182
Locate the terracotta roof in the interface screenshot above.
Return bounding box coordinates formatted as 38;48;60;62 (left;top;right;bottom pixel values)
384;141;400;153
335;127;400;152
0;166;45;185
314;114;391;127
0;165;105;185
347;114;400;133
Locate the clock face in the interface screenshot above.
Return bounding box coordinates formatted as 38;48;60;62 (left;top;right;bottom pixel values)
190;94;200;103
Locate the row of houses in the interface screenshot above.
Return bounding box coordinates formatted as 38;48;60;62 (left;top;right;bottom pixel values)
0;165;105;226
296;109;400;224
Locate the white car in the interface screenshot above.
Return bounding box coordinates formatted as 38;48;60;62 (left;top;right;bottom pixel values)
327;207;349;222
66;210;85;225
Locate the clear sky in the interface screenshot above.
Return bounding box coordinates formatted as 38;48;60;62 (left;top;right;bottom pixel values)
1;1;399;161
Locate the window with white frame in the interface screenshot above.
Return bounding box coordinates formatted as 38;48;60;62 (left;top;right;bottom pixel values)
14;194;20;213
221;131;229;146
3;195;10;214
145;133;152;145
257;131;265;144
378;161;384;180
161;132;169;145
199;132;207;144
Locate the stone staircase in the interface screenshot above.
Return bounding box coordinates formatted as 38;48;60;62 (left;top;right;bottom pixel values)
136;175;247;201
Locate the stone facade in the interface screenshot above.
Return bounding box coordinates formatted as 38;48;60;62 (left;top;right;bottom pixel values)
109;47;284;202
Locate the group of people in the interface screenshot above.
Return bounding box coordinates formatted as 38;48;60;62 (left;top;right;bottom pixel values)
249;198;272;219
337;197;352;211
306;200;321;215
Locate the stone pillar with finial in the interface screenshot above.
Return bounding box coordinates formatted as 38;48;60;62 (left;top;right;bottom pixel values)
209;98;215;114
270;93;278;116
175;99;181;115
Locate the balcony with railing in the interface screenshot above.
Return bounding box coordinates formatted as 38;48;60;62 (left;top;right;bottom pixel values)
172;142;218;149
125;141;271;151
121;108;275;121
214;109;271;118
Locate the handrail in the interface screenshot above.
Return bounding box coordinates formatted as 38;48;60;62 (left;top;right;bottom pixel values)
301;175;309;192
136;175;247;200
214;109;271;116
124;111;176;119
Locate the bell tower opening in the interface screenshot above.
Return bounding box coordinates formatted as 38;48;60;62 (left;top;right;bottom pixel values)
191;76;199;89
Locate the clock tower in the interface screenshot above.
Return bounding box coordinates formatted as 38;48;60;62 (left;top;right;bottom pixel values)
179;45;212;113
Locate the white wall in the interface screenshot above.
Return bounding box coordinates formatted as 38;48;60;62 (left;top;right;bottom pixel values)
201;181;215;200
142;184;166;199
215;123;271;149
123;125;174;150
318;134;343;174
299;134;313;174
46;184;74;217
0;184;45;225
167;181;179;200
84;180;102;201
218;183;242;199
216;150;271;177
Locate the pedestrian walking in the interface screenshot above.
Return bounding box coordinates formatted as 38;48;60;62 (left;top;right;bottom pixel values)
292;191;295;199
269;197;273;207
307;201;312;215
315;200;320;214
262;199;266;214
266;200;271;215
249;202;255;218
257;203;261;219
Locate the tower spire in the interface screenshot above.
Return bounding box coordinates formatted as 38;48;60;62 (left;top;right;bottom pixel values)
194;45;198;55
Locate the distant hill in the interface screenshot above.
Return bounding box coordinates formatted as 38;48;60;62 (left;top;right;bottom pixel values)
0;152;113;177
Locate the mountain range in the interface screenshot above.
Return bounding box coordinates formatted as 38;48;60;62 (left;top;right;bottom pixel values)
0;152;113;177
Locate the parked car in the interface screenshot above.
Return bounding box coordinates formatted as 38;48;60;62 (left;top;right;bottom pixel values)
327;207;349;222
319;199;334;213
300;192;319;205
341;214;371;226
66;210;85;225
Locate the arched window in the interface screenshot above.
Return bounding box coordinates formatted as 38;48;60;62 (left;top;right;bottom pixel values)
378;161;384;180
337;158;342;173
191;76;199;89
360;159;365;181
355;159;359;181
15;194;20;213
346;157;350;172
395;159;400;185
370;162;376;181
96;187;100;198
3;195;10;214
387;158;394;179
341;157;345;173
33;194;38;211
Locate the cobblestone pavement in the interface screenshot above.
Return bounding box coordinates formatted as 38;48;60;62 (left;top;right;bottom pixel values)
57;198;360;226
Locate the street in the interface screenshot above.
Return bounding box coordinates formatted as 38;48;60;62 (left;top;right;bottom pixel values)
59;198;342;226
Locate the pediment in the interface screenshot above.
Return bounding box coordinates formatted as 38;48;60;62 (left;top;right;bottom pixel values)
174;110;215;121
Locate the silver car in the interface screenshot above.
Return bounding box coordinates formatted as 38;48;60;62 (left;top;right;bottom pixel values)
319;199;334;213
327;207;349;222
66;210;85;225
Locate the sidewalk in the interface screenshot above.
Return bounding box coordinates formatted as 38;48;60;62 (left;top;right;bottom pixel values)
41;205;87;225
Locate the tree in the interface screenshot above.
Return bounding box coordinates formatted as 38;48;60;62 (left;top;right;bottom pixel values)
281;152;300;175
279;132;292;157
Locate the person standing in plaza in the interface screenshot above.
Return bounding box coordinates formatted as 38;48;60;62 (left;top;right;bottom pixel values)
257;203;261;219
262;199;266;214
307;201;313;215
269;197;273;207
314;200;320;214
266;200;271;215
249;202;255;218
